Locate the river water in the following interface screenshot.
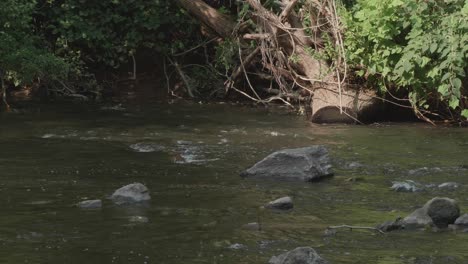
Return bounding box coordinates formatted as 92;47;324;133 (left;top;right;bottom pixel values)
1;103;468;263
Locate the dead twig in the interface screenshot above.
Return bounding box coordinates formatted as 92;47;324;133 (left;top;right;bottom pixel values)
327;225;385;234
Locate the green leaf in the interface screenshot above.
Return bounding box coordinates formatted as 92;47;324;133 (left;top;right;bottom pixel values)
461;109;468;119
452;78;462;90
449;96;459;109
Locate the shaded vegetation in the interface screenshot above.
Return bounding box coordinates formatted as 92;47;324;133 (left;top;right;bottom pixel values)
0;0;467;123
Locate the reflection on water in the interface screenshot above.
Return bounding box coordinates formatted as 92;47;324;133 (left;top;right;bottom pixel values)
1;103;468;263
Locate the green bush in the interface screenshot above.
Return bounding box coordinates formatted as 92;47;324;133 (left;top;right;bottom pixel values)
36;0;195;69
344;0;468;119
0;0;68;86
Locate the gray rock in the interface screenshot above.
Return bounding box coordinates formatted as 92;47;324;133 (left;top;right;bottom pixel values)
266;196;294;210
77;199;102;209
110;183;151;205
423;197;460;228
438;182;460;190
241;146;333;182
400;197;460;229
454;213;468;226
402;208;434;229
391;180;422;192
268;247;329;264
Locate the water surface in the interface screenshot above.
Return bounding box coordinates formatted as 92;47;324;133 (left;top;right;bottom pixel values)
1;103;468;263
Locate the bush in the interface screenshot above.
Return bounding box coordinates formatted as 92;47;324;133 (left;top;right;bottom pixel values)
344;0;468;120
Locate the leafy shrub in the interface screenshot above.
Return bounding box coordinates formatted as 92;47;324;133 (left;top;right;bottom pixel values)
344;0;468;120
0;0;68;85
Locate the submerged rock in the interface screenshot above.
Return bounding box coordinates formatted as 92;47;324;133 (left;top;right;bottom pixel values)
390;180;422;192
242;222;261;231
268;247;329;264
128;215;149;223
241;146;333;182
227;243;247;250
408;167;442;176
129;143;165;153
265;196;294;210
77;199;102;209
110;183;151;205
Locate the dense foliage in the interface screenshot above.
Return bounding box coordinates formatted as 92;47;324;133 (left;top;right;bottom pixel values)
1;0;195;102
344;0;468;119
1;0;467;122
0;0;67;86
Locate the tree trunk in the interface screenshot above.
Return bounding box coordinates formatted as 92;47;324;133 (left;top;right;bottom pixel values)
175;0;236;38
176;0;378;123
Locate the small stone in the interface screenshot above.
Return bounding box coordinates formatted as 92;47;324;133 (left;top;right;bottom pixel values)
227;243;247;250
110;183;151;205
391;180;421;192
265;196;293;210
454;214;468;226
77;199;102;209
438;182;460;190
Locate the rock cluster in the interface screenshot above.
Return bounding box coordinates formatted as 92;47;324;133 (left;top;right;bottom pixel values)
378;197;463;231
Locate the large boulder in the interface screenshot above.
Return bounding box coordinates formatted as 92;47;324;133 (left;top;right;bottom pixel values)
268;247;329;264
423;197;460;228
241;146;333;182
110;183;151;205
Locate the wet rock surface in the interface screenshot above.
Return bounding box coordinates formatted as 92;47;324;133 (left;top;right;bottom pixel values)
241;146;333;182
268;247;329;264
110;183;151;205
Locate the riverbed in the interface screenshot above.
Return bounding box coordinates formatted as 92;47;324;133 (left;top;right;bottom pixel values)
1;103;467;263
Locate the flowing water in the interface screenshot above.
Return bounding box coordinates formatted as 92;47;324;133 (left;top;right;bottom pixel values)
1;103;468;264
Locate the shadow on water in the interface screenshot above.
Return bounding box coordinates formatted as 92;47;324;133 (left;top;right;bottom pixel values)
1;103;468;263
